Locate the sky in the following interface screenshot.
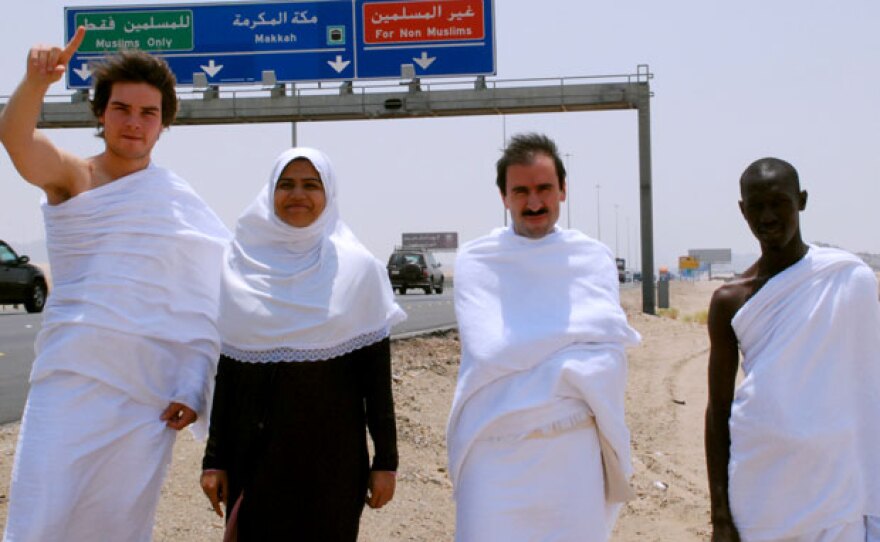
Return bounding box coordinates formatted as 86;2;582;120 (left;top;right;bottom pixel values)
1;1;879;273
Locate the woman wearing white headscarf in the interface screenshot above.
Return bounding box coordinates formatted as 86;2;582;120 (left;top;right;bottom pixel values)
200;148;406;541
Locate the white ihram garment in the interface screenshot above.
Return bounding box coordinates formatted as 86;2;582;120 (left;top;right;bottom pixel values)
5;373;175;542
448;226;640;542
729;246;880;542
218;147;405;363
3;165;229;542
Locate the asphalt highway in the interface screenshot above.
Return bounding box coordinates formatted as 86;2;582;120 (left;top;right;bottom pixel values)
0;309;41;423
0;289;456;424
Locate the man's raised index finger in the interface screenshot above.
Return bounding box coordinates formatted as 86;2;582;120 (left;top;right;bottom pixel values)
61;26;86;62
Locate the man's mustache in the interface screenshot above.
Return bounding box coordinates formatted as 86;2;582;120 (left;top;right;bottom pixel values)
521;208;548;217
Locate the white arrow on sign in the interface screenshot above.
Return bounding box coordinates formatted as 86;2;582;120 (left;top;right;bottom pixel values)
73;63;92;81
327;55;351;73
200;60;223;78
413;52;436;70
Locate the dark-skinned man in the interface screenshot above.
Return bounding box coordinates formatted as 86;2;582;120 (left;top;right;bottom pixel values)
706;157;880;542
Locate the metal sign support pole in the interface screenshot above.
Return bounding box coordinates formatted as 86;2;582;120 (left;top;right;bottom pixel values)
637;82;656;315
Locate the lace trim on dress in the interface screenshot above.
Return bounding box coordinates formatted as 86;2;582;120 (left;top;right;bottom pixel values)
221;326;390;363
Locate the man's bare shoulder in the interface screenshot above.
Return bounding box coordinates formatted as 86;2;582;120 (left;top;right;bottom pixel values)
41;152;95;204
710;272;760;323
43;152;124;205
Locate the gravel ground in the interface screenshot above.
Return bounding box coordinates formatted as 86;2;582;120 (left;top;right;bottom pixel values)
1;281;722;540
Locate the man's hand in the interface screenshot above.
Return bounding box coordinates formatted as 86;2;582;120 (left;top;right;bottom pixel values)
200;470;228;517
366;470;396;509
27;26;86;86
160;402;197;430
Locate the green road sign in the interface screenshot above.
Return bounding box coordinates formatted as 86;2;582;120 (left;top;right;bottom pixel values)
75;10;194;53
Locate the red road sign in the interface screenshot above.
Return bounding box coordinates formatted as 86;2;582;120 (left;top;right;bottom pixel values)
363;0;485;45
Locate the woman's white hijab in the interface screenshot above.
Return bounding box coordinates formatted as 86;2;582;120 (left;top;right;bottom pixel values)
219;147;406;362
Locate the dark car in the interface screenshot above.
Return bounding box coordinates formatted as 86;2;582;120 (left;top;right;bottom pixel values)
387;248;444;295
0;240;48;313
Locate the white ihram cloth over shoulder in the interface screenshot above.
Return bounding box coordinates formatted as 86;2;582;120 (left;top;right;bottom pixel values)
729;245;880;542
34;163;229;436
218;147;405;363
4;164;229;542
447;226;640;542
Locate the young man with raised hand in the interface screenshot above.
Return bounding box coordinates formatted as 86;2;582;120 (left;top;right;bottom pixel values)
0;27;229;541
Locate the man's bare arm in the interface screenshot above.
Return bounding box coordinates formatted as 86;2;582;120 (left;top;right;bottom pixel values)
0;27;86;200
705;286;743;542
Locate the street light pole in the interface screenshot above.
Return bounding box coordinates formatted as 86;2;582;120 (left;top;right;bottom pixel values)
614;204;619;257
563;153;572;229
595;183;601;241
502;115;507;227
626;216;631;265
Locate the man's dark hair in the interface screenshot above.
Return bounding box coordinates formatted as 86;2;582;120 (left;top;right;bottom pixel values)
90;50;178;138
740;157;801;195
495;132;566;194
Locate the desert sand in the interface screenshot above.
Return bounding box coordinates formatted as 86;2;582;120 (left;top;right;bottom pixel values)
0;280;720;541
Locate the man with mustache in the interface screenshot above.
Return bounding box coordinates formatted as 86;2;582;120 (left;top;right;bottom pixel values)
705;158;880;541
447;133;640;541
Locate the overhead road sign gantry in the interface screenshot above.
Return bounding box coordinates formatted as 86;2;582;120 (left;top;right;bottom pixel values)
65;2;356;87
65;0;495;88
41;64;653;314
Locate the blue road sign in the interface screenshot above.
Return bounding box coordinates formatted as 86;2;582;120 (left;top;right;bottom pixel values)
65;0;494;88
65;1;356;87
356;0;494;79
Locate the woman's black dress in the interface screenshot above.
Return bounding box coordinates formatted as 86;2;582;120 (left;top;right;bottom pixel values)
202;338;398;541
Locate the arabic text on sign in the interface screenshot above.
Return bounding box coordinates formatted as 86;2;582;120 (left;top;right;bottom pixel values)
232;10;318;30
75;10;194;53
363;0;483;45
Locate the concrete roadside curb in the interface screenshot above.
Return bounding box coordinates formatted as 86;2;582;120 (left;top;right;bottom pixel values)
391;325;457;341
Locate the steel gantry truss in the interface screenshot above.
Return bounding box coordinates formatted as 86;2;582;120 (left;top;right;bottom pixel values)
10;65;657;313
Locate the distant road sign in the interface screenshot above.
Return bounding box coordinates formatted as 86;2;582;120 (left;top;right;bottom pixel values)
402;232;458;250
688;248;731;264
65;0;494;88
679;256;699;270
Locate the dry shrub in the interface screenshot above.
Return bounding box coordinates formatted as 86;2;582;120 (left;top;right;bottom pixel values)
682;310;709;325
657;307;679;320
